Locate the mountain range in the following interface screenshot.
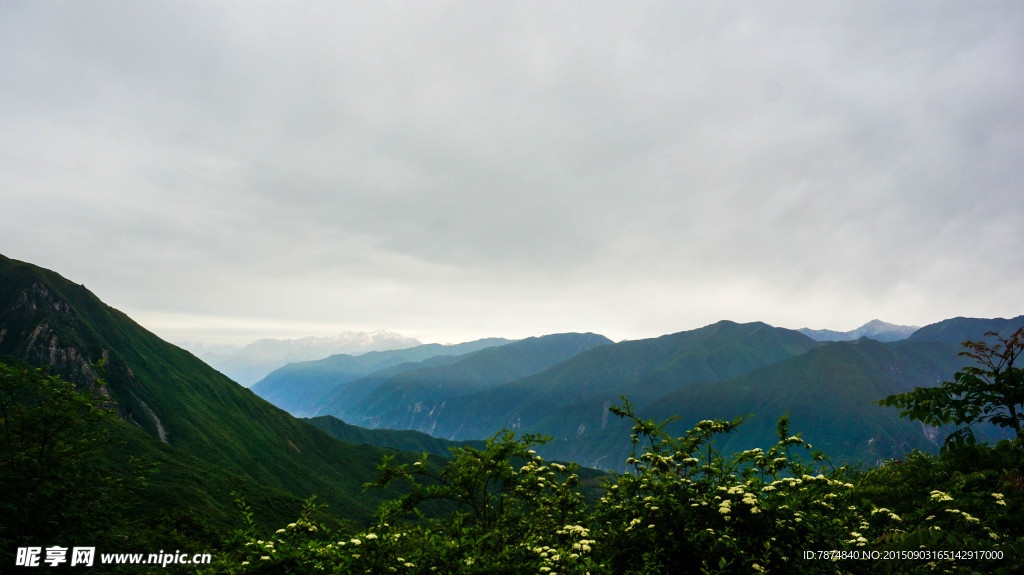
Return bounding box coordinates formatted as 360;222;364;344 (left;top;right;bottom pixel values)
3;251;1022;538
259;314;1024;471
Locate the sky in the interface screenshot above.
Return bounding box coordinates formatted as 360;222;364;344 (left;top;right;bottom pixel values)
2;1;1023;347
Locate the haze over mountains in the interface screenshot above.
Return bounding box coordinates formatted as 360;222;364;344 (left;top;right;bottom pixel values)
251;337;515;417
196;330;423;386
253;314;1023;471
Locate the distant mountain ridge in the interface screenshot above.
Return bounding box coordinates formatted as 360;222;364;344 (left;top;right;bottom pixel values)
300;317;1021;471
252;338;514;417
202;330;423;386
330;332;615;433
798;319;919;342
367;321;819;468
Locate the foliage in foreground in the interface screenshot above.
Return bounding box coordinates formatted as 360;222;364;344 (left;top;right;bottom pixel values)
880;327;1024;449
205;399;1024;575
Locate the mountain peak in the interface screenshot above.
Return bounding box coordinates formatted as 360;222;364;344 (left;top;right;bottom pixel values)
797;320;919;343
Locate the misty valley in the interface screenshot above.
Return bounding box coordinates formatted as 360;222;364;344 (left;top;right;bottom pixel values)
1;253;1021;574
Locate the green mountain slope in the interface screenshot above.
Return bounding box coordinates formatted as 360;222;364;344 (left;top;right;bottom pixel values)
252;338;511;417
638;336;1017;466
423;321;818;439
0;254;418;527
339;322;818;469
340;333;614;431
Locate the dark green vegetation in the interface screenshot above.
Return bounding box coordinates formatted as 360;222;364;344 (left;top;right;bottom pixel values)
881;326;1024;448
1;360;132;552
206;393;1024;574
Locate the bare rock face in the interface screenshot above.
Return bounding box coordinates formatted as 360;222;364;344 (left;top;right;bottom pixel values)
8;283;99;390
0;280;162;437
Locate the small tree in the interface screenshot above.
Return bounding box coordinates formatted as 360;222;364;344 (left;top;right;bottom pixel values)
0;362;122;550
879;326;1024;448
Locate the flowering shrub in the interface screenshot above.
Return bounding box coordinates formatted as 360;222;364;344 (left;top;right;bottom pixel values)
207;402;1022;574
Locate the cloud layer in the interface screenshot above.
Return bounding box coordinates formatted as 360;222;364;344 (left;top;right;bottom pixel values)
3;1;1022;344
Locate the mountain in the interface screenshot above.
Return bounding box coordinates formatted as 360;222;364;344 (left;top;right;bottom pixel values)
798;319;919;342
252;338;513;417
330;317;1021;471
335;332;614;432
904;315;1024;345
549;321;1021;470
636;337;978;467
204;330;423;386
0;254;428;529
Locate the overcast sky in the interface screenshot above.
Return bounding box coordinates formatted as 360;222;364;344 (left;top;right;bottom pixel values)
2;1;1022;346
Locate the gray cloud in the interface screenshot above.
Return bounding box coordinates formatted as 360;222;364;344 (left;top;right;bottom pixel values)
2;1;1022;344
